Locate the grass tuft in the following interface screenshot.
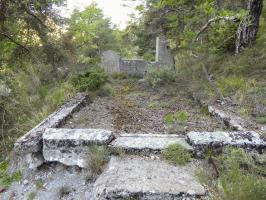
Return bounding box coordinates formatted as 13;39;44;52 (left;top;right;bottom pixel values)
162;144;191;166
86;145;109;180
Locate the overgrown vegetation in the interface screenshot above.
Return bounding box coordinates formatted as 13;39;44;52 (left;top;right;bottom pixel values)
145;68;178;87
197;148;266;200
162;144;192;166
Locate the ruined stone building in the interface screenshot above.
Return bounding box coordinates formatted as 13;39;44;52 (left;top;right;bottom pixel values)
101;37;174;77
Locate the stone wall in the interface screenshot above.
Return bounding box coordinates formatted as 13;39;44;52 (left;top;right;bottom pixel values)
101;37;174;77
119;59;149;76
101;50;120;74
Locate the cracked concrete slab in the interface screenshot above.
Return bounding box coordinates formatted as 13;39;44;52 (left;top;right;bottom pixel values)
92;156;206;200
109;134;193;153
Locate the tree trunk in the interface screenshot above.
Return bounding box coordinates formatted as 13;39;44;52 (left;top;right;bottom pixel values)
235;0;263;54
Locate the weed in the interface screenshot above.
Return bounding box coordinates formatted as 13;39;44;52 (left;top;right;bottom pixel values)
164;111;189;125
164;113;175;124
111;72;128;80
162;144;191;165
96;84;115;97
35;180;44;190
145;68;178;87
197;148;266;200
256;116;266;124
0;160;22;188
175;111;189;122
27;192;36;200
72;68;108;92
58;186;71;198
87;145;109;179
216;76;258;101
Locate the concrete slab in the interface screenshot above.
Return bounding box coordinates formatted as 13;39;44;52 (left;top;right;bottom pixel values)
43;128;114;167
92;156;206;200
110;134;193;153
186;131;265;151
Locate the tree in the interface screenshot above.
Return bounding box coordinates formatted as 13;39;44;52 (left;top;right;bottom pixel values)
67;3;128;64
235;0;263;53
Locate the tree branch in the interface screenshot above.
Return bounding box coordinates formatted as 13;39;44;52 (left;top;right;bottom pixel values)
0;32;30;51
195;16;240;42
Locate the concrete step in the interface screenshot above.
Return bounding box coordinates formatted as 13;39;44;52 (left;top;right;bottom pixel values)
43;128;114;168
92;156;206;200
109;134;193;154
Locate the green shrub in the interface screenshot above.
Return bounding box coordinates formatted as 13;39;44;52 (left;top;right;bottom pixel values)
175;111;189;122
164;113;175;124
72;68;108;92
145;68;177;87
162;144;191;165
164;111;189;125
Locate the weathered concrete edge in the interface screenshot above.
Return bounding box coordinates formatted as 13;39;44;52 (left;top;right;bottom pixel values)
186;131;266;153
14;93;88;154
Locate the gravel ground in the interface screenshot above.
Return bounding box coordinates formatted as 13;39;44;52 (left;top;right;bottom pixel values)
1;163;93;200
63;79;227;134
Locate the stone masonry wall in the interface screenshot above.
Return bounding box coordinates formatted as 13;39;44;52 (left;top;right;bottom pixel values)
101;37;174;77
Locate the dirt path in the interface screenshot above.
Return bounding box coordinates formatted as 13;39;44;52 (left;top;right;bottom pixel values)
63;78;227;134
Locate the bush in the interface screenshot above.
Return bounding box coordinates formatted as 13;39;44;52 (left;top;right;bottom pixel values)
72;68;108;92
145;68;178;87
162;144;191;165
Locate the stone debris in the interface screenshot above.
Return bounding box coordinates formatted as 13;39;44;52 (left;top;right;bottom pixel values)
1;163;93;200
92;156;206;200
110;134;193;153
208;105;245;131
14;93;87;155
186;131;265;152
26;152;45;169
43;128;114;168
